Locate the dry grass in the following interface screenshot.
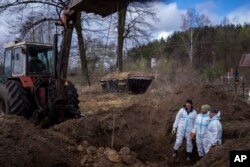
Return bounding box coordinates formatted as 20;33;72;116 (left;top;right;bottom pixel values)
76;83;140;115
76;84;103;95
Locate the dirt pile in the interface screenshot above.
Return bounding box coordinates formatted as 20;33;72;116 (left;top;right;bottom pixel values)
194;135;250;166
0;82;249;167
47;82;250;166
0;116;78;167
75;142;145;167
164;82;250;120
0;115;146;167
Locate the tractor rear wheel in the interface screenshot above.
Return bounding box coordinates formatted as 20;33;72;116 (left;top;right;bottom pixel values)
0;80;32;118
64;81;80;117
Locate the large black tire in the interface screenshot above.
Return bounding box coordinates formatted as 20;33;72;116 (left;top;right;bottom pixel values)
64;81;80;117
0;80;32;118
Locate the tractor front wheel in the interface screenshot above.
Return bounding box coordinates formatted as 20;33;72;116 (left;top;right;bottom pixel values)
0;80;32;118
64;81;80;117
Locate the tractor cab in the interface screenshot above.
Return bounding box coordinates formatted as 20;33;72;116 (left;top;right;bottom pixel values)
3;41;53;78
1;41;80;124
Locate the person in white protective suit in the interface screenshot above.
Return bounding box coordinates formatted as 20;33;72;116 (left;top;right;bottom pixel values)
191;104;211;159
172;99;197;161
205;109;222;154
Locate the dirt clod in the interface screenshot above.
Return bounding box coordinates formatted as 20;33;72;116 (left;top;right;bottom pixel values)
87;146;97;155
104;148;122;163
77;145;84;152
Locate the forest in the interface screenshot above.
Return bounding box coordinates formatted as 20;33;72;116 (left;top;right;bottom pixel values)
127;24;250;81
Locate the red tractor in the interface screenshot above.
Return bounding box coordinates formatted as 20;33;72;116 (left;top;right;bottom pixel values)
0;0;130;126
0;41;80;125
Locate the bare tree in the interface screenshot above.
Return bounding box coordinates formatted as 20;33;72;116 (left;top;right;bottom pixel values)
7;12;57;43
0;0;95;85
115;1;156;72
181;8;211;67
221;17;231;26
0;1;66;42
117;5;127;72
197;14;211;27
75;12;91;86
181;9;198;67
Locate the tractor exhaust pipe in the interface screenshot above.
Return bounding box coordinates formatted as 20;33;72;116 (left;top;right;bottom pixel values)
53;34;58;79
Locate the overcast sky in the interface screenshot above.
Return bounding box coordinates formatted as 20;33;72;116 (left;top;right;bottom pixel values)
0;0;250;44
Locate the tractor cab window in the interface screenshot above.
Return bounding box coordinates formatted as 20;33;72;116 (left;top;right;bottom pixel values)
27;47;53;74
3;49;12;75
13;48;24;75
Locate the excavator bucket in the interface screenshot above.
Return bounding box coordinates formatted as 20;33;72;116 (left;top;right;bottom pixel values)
100;72;154;94
69;0;129;17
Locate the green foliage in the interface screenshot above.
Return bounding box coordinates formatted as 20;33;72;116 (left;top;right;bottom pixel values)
128;24;250;76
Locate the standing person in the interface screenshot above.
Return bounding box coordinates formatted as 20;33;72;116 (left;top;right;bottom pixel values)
205;109;222;154
172;99;197;161
29;54;46;73
191;104;211;159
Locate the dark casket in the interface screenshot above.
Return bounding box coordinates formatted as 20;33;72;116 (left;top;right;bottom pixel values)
100;72;154;94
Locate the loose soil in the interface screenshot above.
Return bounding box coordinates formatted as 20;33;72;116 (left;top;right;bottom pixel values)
0;82;249;167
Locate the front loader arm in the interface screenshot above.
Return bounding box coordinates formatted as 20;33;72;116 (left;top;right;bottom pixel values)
54;4;78;101
58;27;74;79
55;0;130;99
56;0;130;80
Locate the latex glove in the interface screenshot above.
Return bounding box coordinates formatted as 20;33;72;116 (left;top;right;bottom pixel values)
172;128;176;134
191;132;195;140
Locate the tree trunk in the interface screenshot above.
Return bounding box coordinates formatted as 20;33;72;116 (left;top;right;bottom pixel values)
75;13;91;86
189;28;193;67
117;6;127;72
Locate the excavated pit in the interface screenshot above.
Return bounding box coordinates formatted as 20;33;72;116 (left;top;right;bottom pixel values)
0;82;250;167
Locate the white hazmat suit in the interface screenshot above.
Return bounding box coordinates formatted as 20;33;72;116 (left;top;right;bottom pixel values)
173;107;197;153
192;112;210;156
205;113;222;154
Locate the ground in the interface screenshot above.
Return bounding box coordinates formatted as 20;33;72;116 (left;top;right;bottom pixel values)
0;81;249;167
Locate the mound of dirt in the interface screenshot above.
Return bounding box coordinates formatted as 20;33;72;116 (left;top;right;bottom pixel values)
75;142;145;167
48;82;250;166
0;116;145;167
164;82;250;120
0;116;78;167
1;82;249;167
194;136;250;166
